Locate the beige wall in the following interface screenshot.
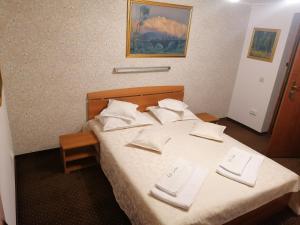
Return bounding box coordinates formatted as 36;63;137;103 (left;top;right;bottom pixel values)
0;92;16;225
0;0;250;154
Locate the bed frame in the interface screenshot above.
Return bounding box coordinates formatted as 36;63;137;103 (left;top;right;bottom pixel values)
87;85;184;120
86;85;293;225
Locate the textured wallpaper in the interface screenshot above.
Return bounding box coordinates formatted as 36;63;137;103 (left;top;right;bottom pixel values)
0;0;250;154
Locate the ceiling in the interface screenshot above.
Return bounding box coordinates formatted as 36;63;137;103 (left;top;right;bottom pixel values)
241;0;281;3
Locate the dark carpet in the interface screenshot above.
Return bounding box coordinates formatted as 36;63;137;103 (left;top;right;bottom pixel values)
16;118;300;225
16;151;131;225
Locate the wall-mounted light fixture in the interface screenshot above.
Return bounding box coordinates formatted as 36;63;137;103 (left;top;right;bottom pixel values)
285;0;300;4
113;66;171;74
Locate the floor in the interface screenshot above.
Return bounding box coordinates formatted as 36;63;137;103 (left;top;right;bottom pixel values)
15;118;300;225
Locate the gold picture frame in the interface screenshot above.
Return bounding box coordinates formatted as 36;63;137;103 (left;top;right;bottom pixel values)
247;27;281;62
126;0;193;58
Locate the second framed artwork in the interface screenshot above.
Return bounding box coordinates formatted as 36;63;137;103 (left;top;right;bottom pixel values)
126;0;193;58
248;28;280;62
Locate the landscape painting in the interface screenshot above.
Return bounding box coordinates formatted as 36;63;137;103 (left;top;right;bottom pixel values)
248;28;280;62
126;0;192;57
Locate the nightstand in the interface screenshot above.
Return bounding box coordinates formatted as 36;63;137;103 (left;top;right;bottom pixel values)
59;131;99;174
196;112;219;123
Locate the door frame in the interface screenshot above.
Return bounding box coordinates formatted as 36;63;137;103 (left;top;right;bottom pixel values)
269;18;300;133
0;195;5;225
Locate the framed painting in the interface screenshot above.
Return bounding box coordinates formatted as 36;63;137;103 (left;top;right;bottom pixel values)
247;28;280;62
126;0;192;58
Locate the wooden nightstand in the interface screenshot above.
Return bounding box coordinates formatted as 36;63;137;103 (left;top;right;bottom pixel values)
196;112;219;123
59;131;99;174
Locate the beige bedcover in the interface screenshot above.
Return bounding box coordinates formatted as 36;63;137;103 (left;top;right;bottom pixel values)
90;118;300;225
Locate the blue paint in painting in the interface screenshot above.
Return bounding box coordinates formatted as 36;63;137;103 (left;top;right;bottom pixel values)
250;31;277;58
130;3;191;55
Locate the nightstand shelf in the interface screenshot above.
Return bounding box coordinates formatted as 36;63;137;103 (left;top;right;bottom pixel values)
65;147;96;162
59;131;99;174
196;112;219;123
66;157;97;173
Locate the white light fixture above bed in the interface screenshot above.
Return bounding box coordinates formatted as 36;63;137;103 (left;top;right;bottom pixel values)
113;66;171;74
285;0;300;4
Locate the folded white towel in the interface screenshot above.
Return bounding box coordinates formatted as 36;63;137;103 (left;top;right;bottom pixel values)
219;147;252;176
217;153;264;187
151;166;209;210
155;159;194;197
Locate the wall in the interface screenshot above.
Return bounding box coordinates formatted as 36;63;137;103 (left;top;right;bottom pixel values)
0;0;250;154
0;92;16;225
228;2;300;132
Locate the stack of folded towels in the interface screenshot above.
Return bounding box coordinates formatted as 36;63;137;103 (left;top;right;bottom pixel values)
151;159;208;210
216;147;265;187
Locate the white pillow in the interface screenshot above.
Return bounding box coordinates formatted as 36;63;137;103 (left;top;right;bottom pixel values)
99;99;138;121
182;109;199;121
147;106;181;124
129;128;171;152
97;111;154;131
87;119;102;138
190;121;226;142
147;106;198;124
158;98;188;112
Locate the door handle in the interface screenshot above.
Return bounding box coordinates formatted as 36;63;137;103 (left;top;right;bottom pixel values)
289;81;300;99
291;83;300;91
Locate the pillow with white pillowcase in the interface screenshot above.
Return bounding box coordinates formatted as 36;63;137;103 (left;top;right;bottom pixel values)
87;119;102;138
190;121;226;142
147;106;198;124
96;111;154;131
158;98;188;112
182;109;199;121
129;128;171;152
147;106;181;124
99;99;138;121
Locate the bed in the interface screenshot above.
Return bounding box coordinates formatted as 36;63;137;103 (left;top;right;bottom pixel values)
86;86;300;225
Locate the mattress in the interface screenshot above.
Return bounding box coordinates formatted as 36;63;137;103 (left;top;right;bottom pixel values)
89;115;300;225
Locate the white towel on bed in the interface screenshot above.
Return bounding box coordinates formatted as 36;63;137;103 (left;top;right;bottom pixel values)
217;153;265;187
219;147;252;176
151;166;209;210
155;159;194;197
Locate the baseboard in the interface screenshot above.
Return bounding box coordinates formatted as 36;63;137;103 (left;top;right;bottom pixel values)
15;148;60;158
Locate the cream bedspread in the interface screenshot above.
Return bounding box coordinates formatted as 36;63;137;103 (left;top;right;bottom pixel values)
90;118;300;225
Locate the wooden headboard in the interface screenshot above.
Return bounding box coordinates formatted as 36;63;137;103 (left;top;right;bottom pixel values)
87;86;184;120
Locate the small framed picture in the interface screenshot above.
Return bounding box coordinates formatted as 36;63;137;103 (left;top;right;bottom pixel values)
248;28;280;62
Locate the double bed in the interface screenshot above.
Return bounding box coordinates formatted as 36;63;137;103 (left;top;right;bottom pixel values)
86;86;300;225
